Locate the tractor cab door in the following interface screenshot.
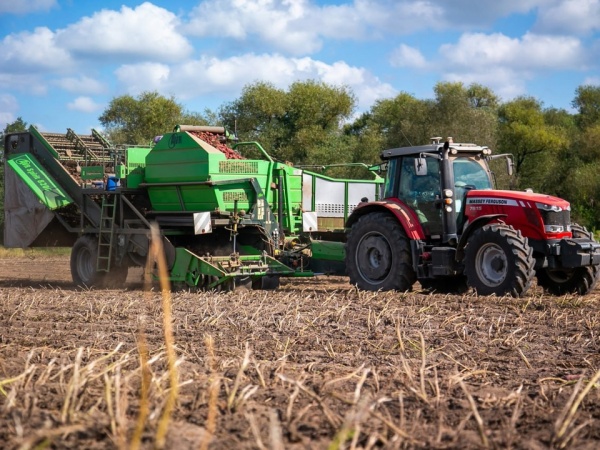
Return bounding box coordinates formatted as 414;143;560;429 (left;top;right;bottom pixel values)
396;157;443;239
451;157;494;233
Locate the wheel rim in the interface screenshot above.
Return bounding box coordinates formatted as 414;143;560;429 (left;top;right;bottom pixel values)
76;246;95;284
355;231;393;284
475;242;507;287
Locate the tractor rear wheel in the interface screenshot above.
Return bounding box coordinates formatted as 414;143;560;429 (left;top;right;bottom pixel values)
536;224;600;295
464;224;535;297
70;235;128;288
345;212;416;291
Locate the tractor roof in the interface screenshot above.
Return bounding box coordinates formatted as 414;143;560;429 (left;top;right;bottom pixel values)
380;142;490;160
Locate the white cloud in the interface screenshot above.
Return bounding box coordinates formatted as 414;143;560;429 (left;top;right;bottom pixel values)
114;63;171;94
0;94;19;129
443;68;527;102
115;53;395;110
184;0;588;56
0;27;73;73
439;32;584;70
399;31;588;100
55;76;106;95
184;0;447;55
56;2;192;62
390;44;427;68
583;76;600;85
535;0;600;35
0;0;56;14
67;96;102;113
185;0;331;54
0;74;47;95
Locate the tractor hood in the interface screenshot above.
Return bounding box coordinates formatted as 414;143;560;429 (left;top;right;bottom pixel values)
466;189;570;210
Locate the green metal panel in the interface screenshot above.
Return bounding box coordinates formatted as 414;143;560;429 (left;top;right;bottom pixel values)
124;147;152;188
81;165;104;180
310;240;345;261
145;131;225;184
29;125;59;159
7;153;73;210
169;247;296;289
145;131;228;211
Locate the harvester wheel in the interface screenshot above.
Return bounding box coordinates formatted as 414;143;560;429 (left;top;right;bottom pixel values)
345;212;416;291
536;224;600;295
252;275;280;290
70;235;128;288
464;224;535;297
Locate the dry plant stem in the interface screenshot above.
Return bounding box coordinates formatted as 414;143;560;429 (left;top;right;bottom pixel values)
269;408;285;450
200;335;219;450
459;380;489;448
278;374;342;428
553;369;600;446
246;412;267;450
61;347;83;424
418;332;428;402
227;342;251;412
130;333;151;450
150;224;178;450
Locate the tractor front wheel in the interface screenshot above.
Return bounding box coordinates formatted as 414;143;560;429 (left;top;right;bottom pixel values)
345;212;416;291
536;224;600;295
464;224;535;297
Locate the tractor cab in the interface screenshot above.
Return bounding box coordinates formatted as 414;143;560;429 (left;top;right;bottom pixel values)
381;138;494;242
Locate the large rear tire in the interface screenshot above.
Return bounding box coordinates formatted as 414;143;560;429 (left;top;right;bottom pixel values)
345;212;416;291
536;224;600;295
464;224;535;297
70;235;128;288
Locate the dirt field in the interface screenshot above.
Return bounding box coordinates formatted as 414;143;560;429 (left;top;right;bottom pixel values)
1;256;599;449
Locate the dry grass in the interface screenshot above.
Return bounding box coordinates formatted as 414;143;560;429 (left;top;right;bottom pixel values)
1;271;599;448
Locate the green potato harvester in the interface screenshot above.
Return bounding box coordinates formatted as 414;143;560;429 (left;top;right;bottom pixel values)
3;124;382;290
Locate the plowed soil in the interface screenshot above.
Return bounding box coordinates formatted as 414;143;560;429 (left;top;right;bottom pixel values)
1;256;599;449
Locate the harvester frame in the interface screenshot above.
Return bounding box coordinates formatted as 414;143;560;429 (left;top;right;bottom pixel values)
3;125;380;291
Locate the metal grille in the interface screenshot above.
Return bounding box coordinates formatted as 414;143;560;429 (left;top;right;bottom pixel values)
539;209;570;228
219;161;259;174
316;203;358;217
223;191;248;202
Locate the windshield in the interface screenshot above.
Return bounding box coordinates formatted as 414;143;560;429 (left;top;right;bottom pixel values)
453;157;491;189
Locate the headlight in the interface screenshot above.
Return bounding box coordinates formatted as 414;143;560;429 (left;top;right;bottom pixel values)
536;202;562;212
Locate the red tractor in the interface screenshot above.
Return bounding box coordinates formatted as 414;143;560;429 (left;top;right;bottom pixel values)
345;138;600;296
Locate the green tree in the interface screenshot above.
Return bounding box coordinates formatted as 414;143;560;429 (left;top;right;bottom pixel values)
1;117;29;245
497;97;569;192
572;85;600;129
99;91;207;145
367;92;432;149
218;80;355;164
431;82;499;147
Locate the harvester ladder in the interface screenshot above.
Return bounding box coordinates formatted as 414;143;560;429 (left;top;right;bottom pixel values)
97;194;118;272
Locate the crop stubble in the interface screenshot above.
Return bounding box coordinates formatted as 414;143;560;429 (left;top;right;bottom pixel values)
0;256;599;449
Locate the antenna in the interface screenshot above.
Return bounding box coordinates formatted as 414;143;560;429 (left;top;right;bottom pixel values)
400;128;413;146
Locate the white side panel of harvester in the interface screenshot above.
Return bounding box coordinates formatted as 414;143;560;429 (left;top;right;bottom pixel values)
301;171;381;228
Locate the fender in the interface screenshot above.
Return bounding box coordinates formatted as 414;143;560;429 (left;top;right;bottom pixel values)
456;214;507;261
346;200;426;240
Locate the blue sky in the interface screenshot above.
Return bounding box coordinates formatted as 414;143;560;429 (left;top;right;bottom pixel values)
0;0;599;135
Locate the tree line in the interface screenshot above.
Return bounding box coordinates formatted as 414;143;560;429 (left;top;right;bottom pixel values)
2;81;600;234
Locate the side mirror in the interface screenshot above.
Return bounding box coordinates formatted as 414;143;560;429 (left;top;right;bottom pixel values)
415;158;427;176
506;157;514;176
